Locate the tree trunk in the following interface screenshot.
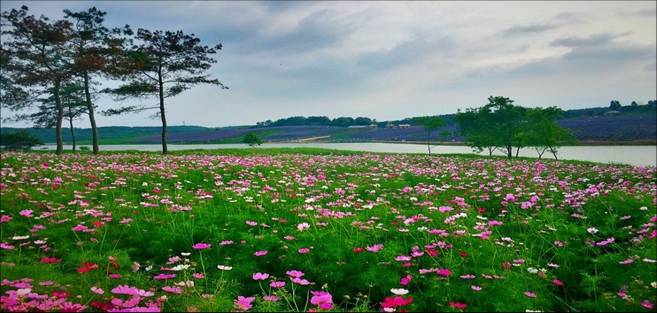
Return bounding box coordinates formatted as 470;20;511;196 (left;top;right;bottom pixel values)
515;146;520;158
158;68;168;154
53;79;64;155
68;108;76;152
488;147;494;156
549;146;558;160
83;71;99;154
427;130;431;155
506;145;512;159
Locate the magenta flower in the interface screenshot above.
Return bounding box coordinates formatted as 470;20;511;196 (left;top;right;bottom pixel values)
366;244;384;253
252;272;270;281
162;286;183;294
436;268;452;277
192;243;211;250
270;281;286;288
286;270;304;278
254;250;268;256
263;295;280;302
298;247;311;254
310;290;334;310
234;296;255;311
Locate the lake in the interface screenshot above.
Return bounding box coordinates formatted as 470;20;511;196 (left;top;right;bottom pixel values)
37;143;656;167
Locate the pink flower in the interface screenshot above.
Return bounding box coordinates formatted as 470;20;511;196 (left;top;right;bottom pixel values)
270;281;286;288
263;295;279;302
436;268;452;277
552;279;564;287
298;247;311;254
254;250;268;257
297;223;310;231
234;296;255;311
111;285;154;297
310;290;333;310
19;210;33;217
504;194;516;202
438;206;454;213
286;270;304;278
292;277;311;285
153;273;176;280
90;287;104;295
162;286;183;294
192;243;211;250
72;224;89;232
192;273;205;279
400;275;413;286
366;244;384;253
524;291;536;298
0;215;12;223
641;300;654;309
252;272;270;281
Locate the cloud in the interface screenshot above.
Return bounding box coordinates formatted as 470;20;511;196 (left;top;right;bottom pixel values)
504;23;559;36
550;32;632;47
0;1;655;127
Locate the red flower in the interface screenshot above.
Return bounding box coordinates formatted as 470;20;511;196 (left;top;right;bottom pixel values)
77;262;99;274
90;300;113;311
40;256;61;264
381;296;414;309
51;290;69;299
352;247;364;253
93;220;104;228
426;248;439;257
449;301;468;310
458;251;469;258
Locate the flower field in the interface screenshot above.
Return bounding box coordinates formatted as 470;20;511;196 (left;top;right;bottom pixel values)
1;149;655;312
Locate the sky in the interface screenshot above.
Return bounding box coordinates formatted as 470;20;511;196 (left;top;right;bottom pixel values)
1;1;656;128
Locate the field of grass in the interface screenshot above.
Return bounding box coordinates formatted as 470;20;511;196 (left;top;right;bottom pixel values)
0;149;655;312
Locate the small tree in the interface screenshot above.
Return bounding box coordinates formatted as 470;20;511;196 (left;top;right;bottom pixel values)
455;105;500;156
414;116;444;154
106;28;227;154
609;100;622;111
243;132;262;147
0;130;43;150
525;107;575;160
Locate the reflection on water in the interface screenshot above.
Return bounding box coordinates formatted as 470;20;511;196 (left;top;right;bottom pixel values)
37;143;656;167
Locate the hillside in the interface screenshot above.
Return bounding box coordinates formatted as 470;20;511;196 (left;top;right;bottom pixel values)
2;103;655;145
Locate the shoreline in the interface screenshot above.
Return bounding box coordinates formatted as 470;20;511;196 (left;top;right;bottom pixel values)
41;139;657;146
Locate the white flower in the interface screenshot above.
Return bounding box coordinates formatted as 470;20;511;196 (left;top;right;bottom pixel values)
527;267;539;274
12;235;29;240
217;265;232;271
181;252;191;256
586;227;598;234
390;288;409;295
171;264;190;271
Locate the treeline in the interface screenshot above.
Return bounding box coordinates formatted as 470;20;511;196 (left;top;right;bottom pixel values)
256;116;377;127
1;5;226;154
455;96;574;159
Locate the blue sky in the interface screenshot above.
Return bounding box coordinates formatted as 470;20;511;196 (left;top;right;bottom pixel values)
1;1;656;127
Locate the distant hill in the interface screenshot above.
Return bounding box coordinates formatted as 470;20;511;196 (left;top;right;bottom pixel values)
2;102;655;145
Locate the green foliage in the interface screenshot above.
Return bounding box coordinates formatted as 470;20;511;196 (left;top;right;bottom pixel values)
455;96;574;159
0;130;43;150
243;132;263;146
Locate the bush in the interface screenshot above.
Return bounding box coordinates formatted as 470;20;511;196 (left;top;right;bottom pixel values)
243;132;263;147
0;130;43;151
